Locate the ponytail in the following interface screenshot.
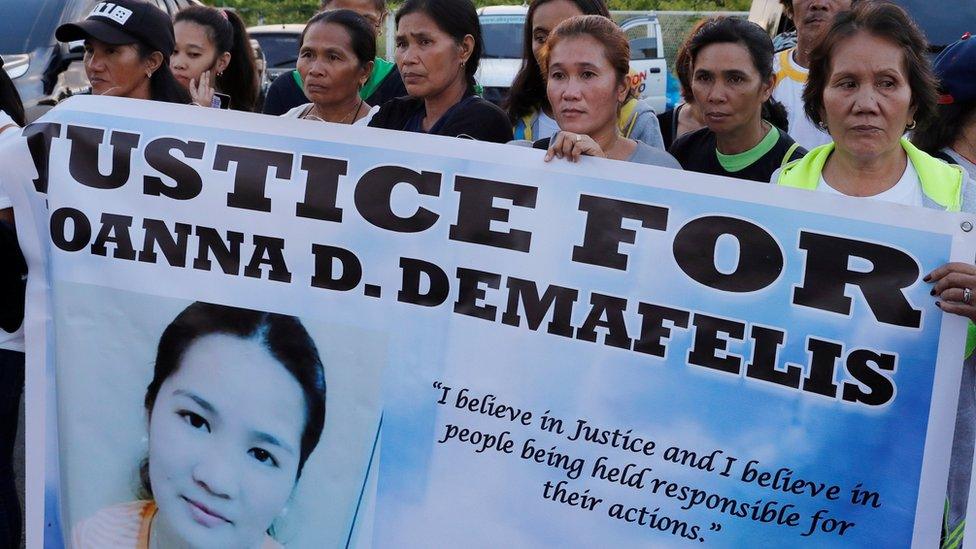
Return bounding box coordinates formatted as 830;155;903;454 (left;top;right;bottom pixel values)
176;6;259;111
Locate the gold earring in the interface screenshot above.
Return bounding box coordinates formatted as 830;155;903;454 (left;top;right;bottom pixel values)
906;120;917;131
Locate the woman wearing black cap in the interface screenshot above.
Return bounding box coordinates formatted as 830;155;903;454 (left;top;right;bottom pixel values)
56;0;191;104
913;33;976;181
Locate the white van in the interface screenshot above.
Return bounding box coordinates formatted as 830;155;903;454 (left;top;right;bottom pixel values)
476;5;668;113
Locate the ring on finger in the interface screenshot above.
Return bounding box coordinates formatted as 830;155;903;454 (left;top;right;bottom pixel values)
575;134;582;143
965;287;973;304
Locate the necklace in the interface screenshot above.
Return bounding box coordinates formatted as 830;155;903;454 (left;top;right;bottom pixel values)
305;98;364;124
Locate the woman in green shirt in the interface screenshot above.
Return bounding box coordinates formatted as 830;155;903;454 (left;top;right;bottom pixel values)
669;17;804;183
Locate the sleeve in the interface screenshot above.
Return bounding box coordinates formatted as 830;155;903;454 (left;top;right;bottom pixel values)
367;68;408;107
262;72;305;116
448;101;514;143
667;131;692;168
629;108;667;150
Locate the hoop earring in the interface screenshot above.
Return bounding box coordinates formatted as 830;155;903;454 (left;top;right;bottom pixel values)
906;120;917;131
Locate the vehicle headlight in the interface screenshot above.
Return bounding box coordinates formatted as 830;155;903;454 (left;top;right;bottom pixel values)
1;55;30;79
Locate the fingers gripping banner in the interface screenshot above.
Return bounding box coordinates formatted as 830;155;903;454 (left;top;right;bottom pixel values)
4;96;976;548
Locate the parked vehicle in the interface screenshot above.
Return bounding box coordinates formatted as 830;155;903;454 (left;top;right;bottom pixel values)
475;5;668;113
247;24;304;89
0;0;202;122
749;0;975;52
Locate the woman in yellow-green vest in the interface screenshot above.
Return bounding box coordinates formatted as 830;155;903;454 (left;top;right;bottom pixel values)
770;5;975;548
505;0;666;149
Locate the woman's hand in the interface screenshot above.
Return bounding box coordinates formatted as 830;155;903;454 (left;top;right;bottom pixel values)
545;131;606;163
189;71;216;108
927;262;976;321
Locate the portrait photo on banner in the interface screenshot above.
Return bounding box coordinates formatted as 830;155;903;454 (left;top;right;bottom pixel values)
51;283;386;548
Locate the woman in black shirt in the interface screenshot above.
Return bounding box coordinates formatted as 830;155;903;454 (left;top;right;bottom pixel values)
669;18;805;182
368;0;511;142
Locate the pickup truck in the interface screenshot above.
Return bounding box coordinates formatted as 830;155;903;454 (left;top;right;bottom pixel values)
476;5;668;113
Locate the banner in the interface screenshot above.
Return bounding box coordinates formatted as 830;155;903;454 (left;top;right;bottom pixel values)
4;96;975;548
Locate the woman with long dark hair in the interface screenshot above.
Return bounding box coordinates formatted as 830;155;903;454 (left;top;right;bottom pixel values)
173;6;259;110
56;0;191;104
368;0;512;142
507;0;664;148
669;17;804;183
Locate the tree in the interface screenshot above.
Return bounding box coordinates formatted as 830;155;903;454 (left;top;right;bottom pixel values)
208;0;752;26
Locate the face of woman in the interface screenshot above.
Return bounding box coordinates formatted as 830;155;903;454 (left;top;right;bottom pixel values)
547;35;627;137
691;42;772;136
822;32;915;160
148;333;306;548
84;39;153;98
172;21;228;90
395;12;469;100
297;22;370;108
531;0;583;67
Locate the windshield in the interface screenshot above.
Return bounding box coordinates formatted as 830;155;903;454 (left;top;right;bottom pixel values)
890;0;976;49
0;0;63;54
480;15;525;60
252;33;301;69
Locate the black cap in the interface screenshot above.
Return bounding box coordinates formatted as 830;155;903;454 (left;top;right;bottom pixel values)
56;0;175;58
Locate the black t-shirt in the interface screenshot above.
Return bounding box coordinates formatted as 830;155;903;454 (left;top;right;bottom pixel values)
261;68;407;115
368;94;512;143
670;126;807;183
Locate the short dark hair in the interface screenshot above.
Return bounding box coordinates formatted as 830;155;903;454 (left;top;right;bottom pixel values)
141;302;327;497
302;9;378;68
176;6;259;111
680;17;788;130
802;1;937;131
505;0;611;122
395;0;482;91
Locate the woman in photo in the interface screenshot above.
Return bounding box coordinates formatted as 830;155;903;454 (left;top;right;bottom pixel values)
669;17;805;183
172;6;259;111
55;0;191;104
507;0;665;148
368;0;512;142
72;302;327;549
527;15;679;168
282;9;379;126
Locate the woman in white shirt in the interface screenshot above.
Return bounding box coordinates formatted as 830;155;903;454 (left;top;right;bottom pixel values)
281;9;379;126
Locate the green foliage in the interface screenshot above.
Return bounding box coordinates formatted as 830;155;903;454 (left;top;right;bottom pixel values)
208;0;751;26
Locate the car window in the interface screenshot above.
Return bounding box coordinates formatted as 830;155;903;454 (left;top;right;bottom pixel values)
479;15;524;60
622;20;660;60
890;0;976;49
0;0;63;53
252;33;301;69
